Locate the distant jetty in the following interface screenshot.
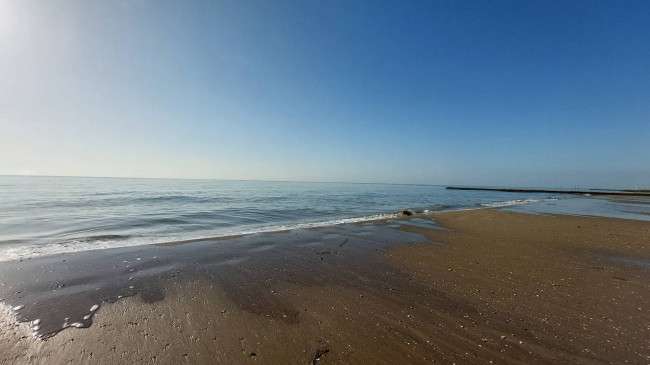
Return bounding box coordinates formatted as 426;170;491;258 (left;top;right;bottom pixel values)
445;186;650;197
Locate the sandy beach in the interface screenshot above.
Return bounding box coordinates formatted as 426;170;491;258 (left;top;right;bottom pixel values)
1;208;649;364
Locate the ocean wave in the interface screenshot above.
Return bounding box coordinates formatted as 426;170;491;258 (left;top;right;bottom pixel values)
0;198;562;261
480;198;557;208
0;199;565;262
0;212;401;262
56;234;131;244
18;195;237;210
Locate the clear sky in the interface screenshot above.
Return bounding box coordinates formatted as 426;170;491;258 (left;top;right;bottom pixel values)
1;0;648;188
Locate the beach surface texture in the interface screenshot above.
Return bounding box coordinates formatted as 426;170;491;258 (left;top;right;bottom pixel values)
1;208;649;364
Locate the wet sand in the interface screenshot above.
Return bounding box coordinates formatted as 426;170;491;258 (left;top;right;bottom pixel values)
1;209;649;364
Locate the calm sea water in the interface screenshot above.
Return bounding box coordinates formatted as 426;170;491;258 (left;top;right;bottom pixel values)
0;175;585;261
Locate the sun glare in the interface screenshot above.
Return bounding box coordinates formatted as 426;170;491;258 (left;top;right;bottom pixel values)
0;1;18;42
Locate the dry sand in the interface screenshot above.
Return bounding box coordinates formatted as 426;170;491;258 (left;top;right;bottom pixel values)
1;209;649;364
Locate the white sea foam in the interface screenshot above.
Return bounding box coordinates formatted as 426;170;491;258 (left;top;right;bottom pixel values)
0;212;400;262
481;198;557;208
1;303;33;337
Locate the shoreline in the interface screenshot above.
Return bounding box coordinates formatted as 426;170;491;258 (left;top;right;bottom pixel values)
1;209;649;364
4;193;648;263
0;202;504;263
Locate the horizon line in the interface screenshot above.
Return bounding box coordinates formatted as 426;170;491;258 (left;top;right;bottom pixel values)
0;174;638;191
0;173;450;187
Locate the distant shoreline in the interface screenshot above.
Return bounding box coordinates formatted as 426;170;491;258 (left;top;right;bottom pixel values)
446;186;650;197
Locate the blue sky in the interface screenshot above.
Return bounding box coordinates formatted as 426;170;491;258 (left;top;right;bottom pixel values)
1;0;648;188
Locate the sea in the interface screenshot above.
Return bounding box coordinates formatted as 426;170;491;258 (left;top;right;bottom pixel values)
1;175;648;262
